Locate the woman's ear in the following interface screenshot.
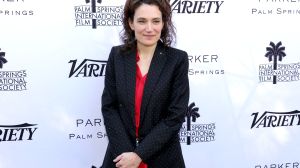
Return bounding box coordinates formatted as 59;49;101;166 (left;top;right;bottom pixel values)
128;19;134;31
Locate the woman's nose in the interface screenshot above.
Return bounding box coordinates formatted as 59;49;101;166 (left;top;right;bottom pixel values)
145;22;153;31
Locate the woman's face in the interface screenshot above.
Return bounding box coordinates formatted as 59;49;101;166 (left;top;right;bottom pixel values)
129;4;164;48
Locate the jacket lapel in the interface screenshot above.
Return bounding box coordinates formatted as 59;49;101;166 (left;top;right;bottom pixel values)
140;42;167;124
123;47;136;126
122;42;168;130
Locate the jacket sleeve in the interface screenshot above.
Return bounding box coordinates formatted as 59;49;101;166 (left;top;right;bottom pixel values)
134;51;190;162
101;47;134;158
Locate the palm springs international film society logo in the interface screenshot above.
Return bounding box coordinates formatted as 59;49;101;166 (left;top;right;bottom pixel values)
0;48;28;91
180;102;216;145
259;41;300;84
74;0;123;29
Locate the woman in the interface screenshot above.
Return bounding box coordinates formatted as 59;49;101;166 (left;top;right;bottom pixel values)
101;0;189;167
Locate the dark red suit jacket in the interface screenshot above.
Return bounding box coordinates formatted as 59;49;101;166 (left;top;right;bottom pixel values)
101;41;189;168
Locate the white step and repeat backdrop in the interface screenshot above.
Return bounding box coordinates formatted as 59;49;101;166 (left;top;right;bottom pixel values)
1;0;300;168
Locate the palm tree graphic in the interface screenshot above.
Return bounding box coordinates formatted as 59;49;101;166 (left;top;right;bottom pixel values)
0;48;8;69
185;102;200;145
85;0;102;29
265;41;286;84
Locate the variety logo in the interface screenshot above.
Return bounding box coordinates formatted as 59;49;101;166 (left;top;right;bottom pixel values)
74;0;123;29
252;0;300;15
0;123;38;142
171;0;224;14
188;54;225;76
251;110;300;129
259;41;300;84
180;102;216;145
255;161;300;168
0;0;34;16
68;59;107;78
68;118;107;140
0;48;28;91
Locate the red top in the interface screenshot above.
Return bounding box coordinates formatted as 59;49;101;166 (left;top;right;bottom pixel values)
135;51;148;168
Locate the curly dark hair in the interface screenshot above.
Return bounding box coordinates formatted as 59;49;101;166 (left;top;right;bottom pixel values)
120;0;176;49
